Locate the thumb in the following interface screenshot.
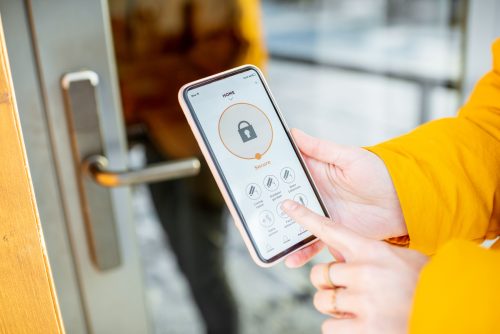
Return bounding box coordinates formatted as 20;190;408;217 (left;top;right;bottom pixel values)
282;200;369;260
291;128;355;166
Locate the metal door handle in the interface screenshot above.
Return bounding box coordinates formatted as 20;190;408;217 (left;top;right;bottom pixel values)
61;69;200;271
83;155;200;187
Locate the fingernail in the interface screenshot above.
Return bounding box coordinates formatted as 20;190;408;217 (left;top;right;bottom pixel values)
282;200;298;211
284;259;296;268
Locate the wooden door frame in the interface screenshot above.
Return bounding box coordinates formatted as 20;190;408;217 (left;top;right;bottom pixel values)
0;15;64;334
1;1;150;332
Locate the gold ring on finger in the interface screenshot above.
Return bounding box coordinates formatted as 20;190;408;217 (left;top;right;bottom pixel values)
323;261;337;289
330;288;351;319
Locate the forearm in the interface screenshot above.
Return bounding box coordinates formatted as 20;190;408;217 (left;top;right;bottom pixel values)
367;40;500;254
367;116;500;254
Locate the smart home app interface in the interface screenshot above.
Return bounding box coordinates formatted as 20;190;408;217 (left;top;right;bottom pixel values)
187;69;326;261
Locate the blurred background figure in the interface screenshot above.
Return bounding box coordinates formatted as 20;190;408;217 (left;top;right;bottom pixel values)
111;0;469;333
109;0;266;333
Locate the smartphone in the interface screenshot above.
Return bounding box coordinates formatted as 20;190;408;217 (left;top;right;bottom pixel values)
178;65;329;267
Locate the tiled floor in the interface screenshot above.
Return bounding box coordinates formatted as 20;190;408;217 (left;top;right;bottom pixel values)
133;58;461;334
133;184;204;334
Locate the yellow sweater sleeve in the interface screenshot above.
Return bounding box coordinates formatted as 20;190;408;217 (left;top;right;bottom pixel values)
367;39;500;333
367;39;500;255
409;240;500;334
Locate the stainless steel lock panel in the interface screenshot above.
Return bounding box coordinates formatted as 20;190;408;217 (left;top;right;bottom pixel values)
238;120;257;143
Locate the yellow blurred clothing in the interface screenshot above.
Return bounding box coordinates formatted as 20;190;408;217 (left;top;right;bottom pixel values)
368;39;500;333
110;0;267;158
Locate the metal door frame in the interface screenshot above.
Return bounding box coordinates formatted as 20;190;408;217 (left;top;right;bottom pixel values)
462;0;500;98
1;1;150;333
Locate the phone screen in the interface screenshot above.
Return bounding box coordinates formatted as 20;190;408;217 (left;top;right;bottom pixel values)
184;67;328;263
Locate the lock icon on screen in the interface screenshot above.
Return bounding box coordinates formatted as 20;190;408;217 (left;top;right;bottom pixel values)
238;121;257;143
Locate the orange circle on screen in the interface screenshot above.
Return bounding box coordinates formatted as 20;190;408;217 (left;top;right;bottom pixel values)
218;103;273;160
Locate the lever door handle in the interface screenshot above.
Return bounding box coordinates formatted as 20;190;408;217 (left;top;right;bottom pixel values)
62;69;202;271
83;155;201;187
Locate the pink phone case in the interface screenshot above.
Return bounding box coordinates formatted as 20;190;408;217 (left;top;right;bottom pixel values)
178;64;328;267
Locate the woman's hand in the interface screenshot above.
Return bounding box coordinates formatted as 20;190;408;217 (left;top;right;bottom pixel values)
286;129;407;267
282;200;428;334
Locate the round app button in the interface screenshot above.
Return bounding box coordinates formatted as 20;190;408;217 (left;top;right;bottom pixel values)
276;201;288;218
263;175;279;192
258;210;275;228
293;193;308;207
280;167;295;183
246;183;261;200
218;103;273;160
298;225;307;235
